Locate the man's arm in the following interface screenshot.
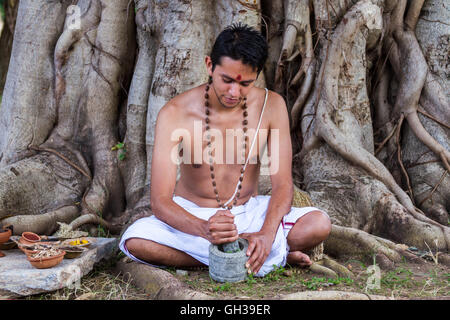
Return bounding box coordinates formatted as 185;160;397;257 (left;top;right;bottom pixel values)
150;103;238;244
240;92;294;274
260;92;294;235
150;103;206;237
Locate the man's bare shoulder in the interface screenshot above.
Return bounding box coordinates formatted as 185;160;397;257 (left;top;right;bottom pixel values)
157;85;204;123
265;89;286;111
250;87;285;108
262;90;289;129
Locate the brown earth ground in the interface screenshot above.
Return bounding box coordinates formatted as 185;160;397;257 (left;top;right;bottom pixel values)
22;248;449;300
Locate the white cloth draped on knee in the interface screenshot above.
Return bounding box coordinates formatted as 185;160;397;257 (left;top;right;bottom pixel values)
119;195;327;277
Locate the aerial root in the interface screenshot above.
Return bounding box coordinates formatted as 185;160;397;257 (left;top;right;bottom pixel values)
54;0;101;105
274;0;315;129
309;263;338;278
80;181;108;216
309;255;354;279
386;3;450;173
28;145;92;180
302;2;417;214
326;225;402;263
325;224;450;269
68;213;122;234
320;255;354;278
1;205;79;235
135;4;151;32
291;58;315;130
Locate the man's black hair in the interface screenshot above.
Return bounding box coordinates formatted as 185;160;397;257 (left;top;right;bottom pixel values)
210;23;268;74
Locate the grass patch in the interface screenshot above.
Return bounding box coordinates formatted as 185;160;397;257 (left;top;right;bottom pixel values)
301;276;354;290
178;264;357;299
381;267;416;289
24;256;150;300
177;259;450;299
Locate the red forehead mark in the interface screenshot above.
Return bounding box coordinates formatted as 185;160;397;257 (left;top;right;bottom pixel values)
236;74;242;81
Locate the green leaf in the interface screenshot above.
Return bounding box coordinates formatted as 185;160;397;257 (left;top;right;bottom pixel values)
112;142;125;151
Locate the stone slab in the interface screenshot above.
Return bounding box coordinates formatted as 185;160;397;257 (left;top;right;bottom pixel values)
0;237;118;298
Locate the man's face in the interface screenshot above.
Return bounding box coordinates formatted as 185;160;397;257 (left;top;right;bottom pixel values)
206;56;258;109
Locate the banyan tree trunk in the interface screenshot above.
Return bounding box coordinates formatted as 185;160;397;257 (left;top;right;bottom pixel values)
0;0;448;265
0;0;18;97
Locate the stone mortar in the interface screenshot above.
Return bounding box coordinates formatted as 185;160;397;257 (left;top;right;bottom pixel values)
208;238;249;283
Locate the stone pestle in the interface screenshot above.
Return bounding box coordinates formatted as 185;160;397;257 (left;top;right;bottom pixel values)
221;239;241;253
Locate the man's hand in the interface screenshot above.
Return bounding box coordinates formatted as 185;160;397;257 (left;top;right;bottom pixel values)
204;210;239;245
239;231;275;275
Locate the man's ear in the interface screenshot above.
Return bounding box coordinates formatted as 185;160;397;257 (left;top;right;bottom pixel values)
205;56;213;76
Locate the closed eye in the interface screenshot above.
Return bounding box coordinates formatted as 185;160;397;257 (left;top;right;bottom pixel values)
222;76;252;87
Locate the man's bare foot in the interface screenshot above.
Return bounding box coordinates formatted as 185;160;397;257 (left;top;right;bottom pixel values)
287;251;312;267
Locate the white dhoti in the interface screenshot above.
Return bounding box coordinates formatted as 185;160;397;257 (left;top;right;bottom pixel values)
119;195;328;277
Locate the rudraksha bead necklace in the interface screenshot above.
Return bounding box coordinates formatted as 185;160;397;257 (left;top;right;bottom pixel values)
204;76;248;209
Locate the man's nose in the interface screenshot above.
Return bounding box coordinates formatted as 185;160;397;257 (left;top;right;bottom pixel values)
228;82;240;97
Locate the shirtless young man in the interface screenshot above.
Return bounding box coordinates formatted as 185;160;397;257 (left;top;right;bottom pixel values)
119;24;331;276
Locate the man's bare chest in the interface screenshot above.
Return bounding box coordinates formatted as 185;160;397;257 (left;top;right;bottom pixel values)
176;115;270;167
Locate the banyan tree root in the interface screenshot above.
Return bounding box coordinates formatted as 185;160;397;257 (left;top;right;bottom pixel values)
308;260;356;279
309;263;338;278
322;224;445;269
306;1;417;216
300;0;448;235
308;252;355;278
1;205;79;235
373;67;402;184
119;0;154;210
135;0;151;32
51;211;124;238
384;0;450;173
284;189;355;278
53;222;88;238
54;0;101;107
59;213;123;236
317;255;355;278
53;0;135;219
274;0;316;129
262;0;284;89
376;0;450;221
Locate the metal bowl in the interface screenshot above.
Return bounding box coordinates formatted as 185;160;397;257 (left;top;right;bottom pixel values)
64;248;85;259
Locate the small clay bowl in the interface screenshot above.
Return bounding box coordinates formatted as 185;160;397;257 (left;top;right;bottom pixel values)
0;229;12;243
20;232;41;245
27;250;66;269
0;239;17;250
0;229;12;257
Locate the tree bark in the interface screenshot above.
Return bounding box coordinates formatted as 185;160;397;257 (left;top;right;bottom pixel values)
0;0;18;97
